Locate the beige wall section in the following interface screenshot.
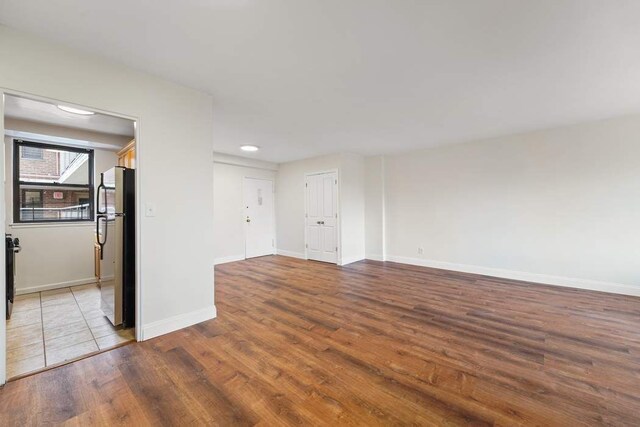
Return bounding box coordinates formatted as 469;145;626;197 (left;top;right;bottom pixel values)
213;155;277;264
4;134;118;293
275;152;365;265
9;224;98;292
5;117;131;148
0;26;215;346
382;114;640;290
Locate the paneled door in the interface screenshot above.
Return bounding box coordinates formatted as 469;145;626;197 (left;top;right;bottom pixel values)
305;172;338;263
244;178;275;258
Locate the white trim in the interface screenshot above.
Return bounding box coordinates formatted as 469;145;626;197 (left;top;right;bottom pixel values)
381;157;387;261
133;117;142;343
213;152;278;171
214;254;245;265
5;129;123;152
8;221;95;229
0;94;6;385
365;254;385;262
276;249;307;259
16;277;100;295
340;256;365;266
386;255;640;297
0;88;139;122
141;305;217;340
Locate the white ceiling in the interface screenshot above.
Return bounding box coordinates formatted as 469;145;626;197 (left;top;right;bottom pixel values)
4;95;134;137
1;1;639;162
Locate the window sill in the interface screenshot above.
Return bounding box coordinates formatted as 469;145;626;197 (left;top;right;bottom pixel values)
8;222;95;229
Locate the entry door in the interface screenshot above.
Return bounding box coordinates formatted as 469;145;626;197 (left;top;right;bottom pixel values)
306;172;338;263
244;178;275;259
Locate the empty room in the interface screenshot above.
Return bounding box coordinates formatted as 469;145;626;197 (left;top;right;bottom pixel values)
1;1;639;425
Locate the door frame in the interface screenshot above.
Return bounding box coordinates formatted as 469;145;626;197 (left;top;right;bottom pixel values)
0;88;142;385
242;176;276;259
304;169;340;265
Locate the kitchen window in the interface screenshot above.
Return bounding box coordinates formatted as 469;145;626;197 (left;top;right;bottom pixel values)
13;140;95;223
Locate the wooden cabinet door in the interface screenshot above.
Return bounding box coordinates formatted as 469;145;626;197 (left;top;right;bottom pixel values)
117;140;136;169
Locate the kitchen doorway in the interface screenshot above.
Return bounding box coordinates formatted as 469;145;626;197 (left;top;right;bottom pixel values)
2;92;140;381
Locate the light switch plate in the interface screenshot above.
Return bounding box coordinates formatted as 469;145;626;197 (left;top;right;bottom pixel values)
145;203;156;217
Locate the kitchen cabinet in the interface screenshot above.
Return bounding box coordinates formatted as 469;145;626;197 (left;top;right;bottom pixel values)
118;139;136;169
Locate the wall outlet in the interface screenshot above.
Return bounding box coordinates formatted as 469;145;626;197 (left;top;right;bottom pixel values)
417;247;424;255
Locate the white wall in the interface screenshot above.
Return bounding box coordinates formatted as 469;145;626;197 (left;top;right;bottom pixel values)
213;154;277;264
379;115;640;293
0;24;216;381
339;153;366;265
276;152;365;264
4;134;118;293
364;155;384;260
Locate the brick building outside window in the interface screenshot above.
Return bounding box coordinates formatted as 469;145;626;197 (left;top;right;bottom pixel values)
14;140;94;223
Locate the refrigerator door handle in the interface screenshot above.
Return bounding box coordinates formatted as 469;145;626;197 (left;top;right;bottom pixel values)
96;173;107;214
96;215;107;260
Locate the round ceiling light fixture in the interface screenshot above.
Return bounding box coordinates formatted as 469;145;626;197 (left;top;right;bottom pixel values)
57;105;95;115
240;145;259;152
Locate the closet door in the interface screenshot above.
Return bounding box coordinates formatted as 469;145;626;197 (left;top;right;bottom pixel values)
306;172;337;263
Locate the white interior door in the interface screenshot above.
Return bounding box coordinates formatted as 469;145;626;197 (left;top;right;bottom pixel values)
244;178;275;259
306;172;338;263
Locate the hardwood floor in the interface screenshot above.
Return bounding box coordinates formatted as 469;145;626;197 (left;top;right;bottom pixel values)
1;255;640;425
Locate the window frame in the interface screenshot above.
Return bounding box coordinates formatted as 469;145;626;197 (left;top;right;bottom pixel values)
13;139;95;224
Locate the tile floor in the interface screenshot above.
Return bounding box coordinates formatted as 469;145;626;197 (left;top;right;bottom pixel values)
6;283;134;379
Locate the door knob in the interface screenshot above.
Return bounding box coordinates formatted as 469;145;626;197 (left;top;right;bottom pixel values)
246;217;251;223
317;220;325;225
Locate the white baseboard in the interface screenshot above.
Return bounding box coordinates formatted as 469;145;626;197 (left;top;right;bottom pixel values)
386;255;640;297
341;255;366;266
16;277;98;295
276;249;306;259
365;254;385;261
141;305;217;341
214;254;245;265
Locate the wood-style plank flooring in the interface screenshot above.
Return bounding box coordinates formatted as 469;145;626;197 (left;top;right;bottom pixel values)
1;255;640;425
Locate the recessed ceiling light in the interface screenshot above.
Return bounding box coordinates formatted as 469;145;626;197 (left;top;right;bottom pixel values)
240;145;259;152
57;105;95;115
